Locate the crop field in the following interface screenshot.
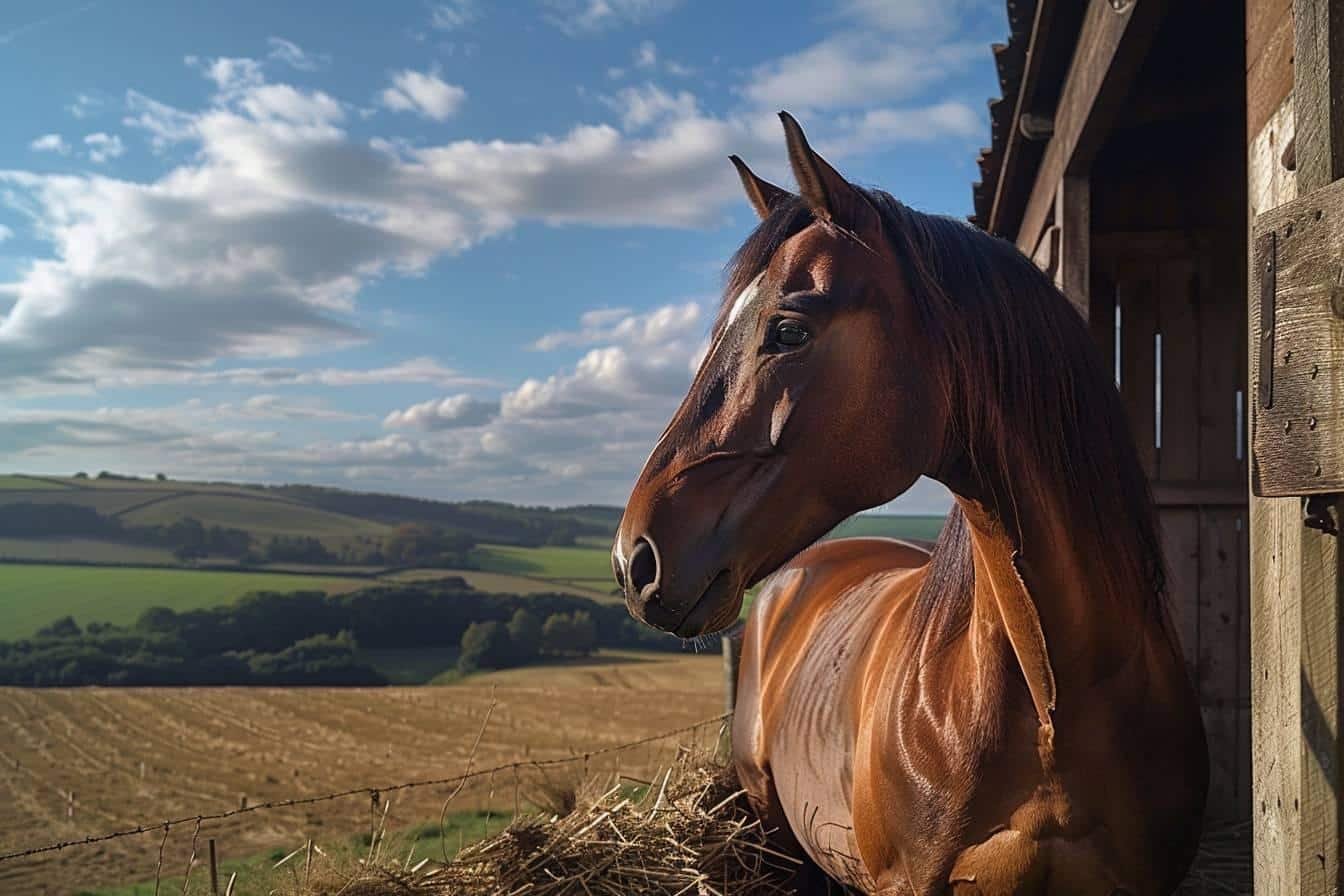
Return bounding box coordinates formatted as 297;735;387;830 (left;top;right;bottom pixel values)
0;537;178;566
0;476;73;490
0;651;723;895
829;513;946;542
0;564;371;639
474;543;613;581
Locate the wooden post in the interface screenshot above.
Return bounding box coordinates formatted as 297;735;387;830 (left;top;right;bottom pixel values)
65;790;74;819
722;634;740;716
208;839;219;896
1250;1;1344;892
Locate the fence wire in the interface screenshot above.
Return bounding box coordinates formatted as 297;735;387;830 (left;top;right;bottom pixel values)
0;711;731;865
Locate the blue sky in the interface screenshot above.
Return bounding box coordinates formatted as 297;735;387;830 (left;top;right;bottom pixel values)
0;0;1003;511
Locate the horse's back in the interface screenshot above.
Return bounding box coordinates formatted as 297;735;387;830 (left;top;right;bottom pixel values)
733;537;929;889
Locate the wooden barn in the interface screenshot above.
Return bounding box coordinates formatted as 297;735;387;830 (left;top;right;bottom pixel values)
971;1;1342;891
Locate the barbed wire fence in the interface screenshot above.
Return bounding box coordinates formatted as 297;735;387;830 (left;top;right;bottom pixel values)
0;709;732;893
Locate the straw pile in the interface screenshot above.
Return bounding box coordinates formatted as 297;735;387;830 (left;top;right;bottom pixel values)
298;752;801;895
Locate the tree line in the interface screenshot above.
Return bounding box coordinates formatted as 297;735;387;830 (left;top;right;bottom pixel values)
0;580;686;687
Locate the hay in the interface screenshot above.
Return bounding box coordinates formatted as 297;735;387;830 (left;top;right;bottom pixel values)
297;752;799;896
288;754;1250;896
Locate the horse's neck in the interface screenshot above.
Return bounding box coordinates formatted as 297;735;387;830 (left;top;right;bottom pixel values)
955;495;1145;712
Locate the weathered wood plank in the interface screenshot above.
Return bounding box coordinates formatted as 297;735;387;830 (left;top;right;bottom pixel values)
1121;265;1159;476
1200;246;1248;485
1158;257;1201;481
1247;9;1296;139
1249;177;1344;496
987;0;1057;234
1294;0;1344;188
1160;507;1201;683
1200;507;1250;820
1249;93;1302;896
1058;175;1091;317
1288;5;1343;889
1015;0;1165;252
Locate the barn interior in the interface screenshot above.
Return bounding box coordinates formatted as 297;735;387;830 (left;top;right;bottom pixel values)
974;2;1252;823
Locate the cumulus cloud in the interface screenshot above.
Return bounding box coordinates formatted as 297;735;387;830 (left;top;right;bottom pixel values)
383;393;499;430
83;132;125;163
30;134;69;154
67;93;102;119
532;302;700;350
604;83;698;130
379;69;466;121
544;0;681;35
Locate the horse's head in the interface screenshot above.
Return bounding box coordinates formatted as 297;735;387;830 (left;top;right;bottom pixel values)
613;113;946;637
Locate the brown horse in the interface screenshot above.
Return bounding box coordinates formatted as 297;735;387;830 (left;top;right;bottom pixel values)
612;113;1208;894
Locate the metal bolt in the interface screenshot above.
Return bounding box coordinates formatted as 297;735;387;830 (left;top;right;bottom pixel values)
1312;364;1320;378
1316;463;1324;476
1283;350;1292;363
1285;420;1293;433
1315;209;1323;221
1309;416;1318;430
1285;223;1294;237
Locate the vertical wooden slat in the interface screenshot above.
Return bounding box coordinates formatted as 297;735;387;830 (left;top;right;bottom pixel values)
1120;266;1159;477
1200;507;1248;820
1249;90;1303;896
1200;251;1247;485
1058;174;1091;318
1157;257;1201;482
1161;508;1202;681
1290;2;1344;890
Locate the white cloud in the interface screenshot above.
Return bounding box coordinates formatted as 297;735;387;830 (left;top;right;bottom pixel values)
379;69;466;121
532;301;700;350
0;224;11;242
743;34;982;110
605;83;698;130
97;358;491;391
383;393;498;430
430;0;479;30
83;132;125;163
67;93;102;119
267;37;328;71
544;0;681;35
30;134;70;154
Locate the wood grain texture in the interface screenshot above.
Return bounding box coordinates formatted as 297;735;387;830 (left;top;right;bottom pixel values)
1247;10;1295;139
1250;177;1344;496
1248;93;1303;896
1058;174;1091;316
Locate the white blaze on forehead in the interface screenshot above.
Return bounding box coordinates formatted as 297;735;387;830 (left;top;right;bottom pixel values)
725;271;766;329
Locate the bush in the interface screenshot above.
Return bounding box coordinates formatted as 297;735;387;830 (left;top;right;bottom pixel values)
506;609;542;663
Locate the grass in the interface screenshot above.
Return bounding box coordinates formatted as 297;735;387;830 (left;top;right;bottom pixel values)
119;493;390;537
0;563;371;638
80;810;512;896
379;567;611;600
473;543;613;581
0;536;178;565
358;647;461;685
0;474;73;490
828;513;946;541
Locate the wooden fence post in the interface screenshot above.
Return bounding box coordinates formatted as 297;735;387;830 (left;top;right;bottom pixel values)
208;838;219;896
722;634;740;716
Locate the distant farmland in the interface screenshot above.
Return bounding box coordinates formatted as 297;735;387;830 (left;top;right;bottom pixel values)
0;564;370;639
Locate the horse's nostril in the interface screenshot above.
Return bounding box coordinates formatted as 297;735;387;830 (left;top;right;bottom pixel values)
628;537;660;595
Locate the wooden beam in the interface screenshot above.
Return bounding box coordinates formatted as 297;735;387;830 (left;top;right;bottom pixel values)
1014;0;1166;254
1057;174;1090;316
1293;0;1344;187
988;0;1057;234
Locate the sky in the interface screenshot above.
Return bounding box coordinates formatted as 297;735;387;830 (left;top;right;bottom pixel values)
0;0;1004;512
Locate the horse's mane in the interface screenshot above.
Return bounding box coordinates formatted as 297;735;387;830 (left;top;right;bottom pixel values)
719;191;1166;640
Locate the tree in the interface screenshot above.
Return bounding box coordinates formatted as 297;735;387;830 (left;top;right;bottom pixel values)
155;473;167;481
36;616;81;639
457;621;513;673
541;611;598;656
506;608;542;662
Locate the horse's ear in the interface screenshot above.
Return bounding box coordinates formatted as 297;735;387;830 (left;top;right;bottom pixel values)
779;111;878;233
730;154;791;220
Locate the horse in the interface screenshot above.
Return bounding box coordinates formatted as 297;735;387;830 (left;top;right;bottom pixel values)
611;112;1208;895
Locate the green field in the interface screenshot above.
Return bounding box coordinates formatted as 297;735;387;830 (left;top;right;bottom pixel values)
828;513;946;542
383;567;613;600
473;543;614;581
119;493;390;537
0;536;177;565
0;564;371;639
0;475;73;490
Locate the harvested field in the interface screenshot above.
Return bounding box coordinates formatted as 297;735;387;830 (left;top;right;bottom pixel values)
0;651;721;895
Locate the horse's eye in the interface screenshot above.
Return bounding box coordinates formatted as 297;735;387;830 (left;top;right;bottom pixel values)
774;321;809;348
